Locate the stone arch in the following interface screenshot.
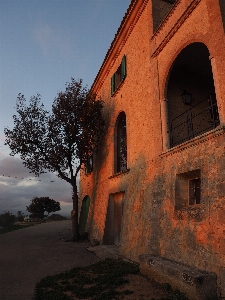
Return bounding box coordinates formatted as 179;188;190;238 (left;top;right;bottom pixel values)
164;42;219;148
79;195;91;237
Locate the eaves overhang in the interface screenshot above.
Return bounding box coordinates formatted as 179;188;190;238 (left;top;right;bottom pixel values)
91;0;149;94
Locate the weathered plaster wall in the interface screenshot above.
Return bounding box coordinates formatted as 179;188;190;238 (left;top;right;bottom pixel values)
158;130;225;295
79;0;225;296
80;0;155;247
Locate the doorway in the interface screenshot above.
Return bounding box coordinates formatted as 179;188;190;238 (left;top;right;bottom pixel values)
103;192;125;246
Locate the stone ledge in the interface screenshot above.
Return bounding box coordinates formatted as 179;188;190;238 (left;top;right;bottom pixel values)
108;169;130;179
139;255;217;300
160;125;225;157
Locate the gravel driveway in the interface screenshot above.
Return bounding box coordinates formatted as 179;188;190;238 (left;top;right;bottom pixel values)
0;220;100;300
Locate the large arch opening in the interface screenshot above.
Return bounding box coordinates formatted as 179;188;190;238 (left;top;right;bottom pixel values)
166;42;219;148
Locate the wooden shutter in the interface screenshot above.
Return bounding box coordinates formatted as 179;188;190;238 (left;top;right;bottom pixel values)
121;55;126;81
111;74;115;95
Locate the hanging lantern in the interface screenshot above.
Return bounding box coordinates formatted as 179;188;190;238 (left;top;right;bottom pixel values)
182;90;192;105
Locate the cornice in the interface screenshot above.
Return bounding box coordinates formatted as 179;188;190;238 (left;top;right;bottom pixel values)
151;0;201;58
92;0;148;94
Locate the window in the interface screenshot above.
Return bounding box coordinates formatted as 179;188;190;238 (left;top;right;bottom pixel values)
85;155;93;174
116;112;127;173
175;169;201;209
189;178;201;205
111;55;126;95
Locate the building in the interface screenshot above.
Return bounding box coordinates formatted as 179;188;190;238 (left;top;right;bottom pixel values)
79;0;225;297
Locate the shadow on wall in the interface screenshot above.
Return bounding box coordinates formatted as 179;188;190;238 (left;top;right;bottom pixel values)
118;154;155;260
87;96;116;242
103;192;125;246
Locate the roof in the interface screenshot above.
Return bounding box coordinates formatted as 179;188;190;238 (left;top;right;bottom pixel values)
91;0;142;93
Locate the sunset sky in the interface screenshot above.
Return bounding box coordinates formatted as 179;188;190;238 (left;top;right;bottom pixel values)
0;0;130;217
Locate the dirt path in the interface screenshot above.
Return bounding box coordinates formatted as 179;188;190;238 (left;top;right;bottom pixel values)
0;221;100;300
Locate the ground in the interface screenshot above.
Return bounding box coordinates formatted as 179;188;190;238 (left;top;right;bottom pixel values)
35;257;188;300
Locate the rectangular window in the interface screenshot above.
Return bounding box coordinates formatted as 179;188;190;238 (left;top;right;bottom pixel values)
175;169;201;209
111;55;126;96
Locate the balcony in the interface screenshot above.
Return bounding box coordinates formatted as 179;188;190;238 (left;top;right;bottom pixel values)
169;94;220;147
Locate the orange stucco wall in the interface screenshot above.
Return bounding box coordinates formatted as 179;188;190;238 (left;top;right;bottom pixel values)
79;0;225;296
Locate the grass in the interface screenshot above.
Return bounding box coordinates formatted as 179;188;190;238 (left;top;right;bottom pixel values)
35;258;192;300
0;223;35;234
35;258;139;300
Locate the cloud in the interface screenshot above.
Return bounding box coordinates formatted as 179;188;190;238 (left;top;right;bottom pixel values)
33;23;74;59
0;155;74;217
0;156;32;178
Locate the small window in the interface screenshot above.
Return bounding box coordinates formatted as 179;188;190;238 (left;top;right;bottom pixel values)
111;55;126;95
85;155;93;174
175;169;201;209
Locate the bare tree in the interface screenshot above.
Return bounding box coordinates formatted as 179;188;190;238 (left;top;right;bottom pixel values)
4;78;105;241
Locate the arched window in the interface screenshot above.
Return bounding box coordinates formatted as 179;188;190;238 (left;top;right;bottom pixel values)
115;112;127;173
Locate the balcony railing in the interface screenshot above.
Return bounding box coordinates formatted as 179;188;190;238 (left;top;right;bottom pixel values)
169;94;220;147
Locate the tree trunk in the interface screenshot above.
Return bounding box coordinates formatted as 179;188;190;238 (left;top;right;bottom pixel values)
71;183;79;241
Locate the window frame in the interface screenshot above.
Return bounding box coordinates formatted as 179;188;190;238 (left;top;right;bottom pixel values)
175;169;201;209
111;55;126;96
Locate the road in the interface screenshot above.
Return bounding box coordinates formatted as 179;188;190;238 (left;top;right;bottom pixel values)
0;220;100;300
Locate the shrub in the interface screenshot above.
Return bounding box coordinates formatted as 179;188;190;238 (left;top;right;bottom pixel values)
0;211;16;227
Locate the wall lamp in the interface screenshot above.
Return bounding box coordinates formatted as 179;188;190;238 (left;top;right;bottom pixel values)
182;90;192;105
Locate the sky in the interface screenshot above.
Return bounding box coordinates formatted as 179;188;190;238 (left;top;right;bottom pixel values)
0;0;131;217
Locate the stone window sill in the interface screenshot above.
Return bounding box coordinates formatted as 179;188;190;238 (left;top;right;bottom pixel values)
174;204;206;222
108;169;130;179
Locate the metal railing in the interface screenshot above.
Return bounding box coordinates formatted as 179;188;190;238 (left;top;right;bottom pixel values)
169;94;220;147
